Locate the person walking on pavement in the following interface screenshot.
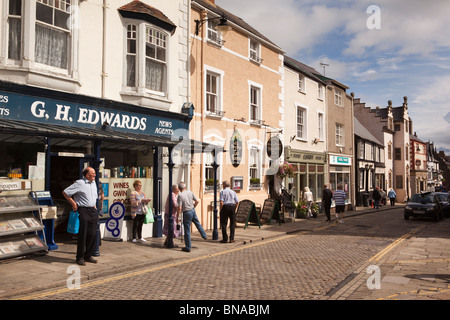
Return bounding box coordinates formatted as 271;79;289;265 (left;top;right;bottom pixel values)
322;185;333;221
62;167;99;266
219;181;239;243
177;182;207;252
372;186;381;209
387;188;396;206
303;187;314;219
333;184;346;223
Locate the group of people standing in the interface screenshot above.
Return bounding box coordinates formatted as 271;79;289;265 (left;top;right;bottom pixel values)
63;169;239;265
162;180;239;251
321;184;347;223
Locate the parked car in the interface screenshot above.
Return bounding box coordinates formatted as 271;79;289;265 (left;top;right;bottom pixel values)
404;192;443;221
434;192;450;217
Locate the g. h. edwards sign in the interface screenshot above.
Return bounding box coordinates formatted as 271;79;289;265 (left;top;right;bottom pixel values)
0;91;186;138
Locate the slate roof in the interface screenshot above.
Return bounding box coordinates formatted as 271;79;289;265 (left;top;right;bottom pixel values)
354;118;384;146
284;56;326;85
193;0;283;53
118;0;177;34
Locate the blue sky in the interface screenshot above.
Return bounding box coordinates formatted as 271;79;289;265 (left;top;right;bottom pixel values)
216;0;450;153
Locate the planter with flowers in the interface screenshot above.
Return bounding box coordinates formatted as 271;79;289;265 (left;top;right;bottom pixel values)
277;162;294;179
295;200;307;219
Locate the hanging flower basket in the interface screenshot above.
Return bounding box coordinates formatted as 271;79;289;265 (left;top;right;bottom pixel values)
277;162;294;178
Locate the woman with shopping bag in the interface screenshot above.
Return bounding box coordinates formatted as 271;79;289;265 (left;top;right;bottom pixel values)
130;180;151;243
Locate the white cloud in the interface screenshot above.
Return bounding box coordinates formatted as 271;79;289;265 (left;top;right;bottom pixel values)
215;0;450;152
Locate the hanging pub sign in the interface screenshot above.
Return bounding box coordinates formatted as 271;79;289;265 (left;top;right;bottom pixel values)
229;131;243;168
267;136;283;160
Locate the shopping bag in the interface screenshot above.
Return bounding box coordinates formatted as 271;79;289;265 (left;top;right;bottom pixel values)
143;206;154;224
67;211;80;234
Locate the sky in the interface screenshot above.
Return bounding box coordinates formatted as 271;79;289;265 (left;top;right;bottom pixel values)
216;0;450;153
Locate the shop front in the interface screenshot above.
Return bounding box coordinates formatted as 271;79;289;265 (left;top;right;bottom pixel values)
329;154;353;208
0;81;203;245
284;147;327;203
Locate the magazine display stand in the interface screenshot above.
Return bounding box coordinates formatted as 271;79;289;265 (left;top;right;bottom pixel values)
0;195;48;259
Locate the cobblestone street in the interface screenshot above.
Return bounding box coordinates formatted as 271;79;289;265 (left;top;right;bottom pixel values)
10;207;445;302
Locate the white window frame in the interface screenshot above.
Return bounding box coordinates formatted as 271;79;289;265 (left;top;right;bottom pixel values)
296;104;307;141
249;38;262;64
123;20;170;98
298;74;305;93
2;0;79;78
247;139;263;190
202;135;225;192
334;88;342;106
335;123;344;147
248;80;263;124
204;65;224;117
207;17;223;46
318;111;324;141
317;84;324;100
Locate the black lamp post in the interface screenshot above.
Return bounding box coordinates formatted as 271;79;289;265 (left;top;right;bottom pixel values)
166;146;175;248
212;147;220;241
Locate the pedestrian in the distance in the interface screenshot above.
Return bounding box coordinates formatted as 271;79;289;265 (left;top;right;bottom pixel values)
372;186;381;209
177;182;207;252
62;167;99;266
387;188;396;206
322;185;333;221
333;184;346;223
219;181;239;243
303;187;314;219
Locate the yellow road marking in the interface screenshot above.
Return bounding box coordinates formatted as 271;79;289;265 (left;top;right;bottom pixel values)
15;221;423;300
15;234;297;300
368;226;425;263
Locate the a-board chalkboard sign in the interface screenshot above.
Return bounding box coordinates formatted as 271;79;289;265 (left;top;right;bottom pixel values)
261;199;281;225
236;200;261;229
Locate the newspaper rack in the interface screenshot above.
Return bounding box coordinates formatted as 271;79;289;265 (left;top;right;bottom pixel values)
0;195;48;260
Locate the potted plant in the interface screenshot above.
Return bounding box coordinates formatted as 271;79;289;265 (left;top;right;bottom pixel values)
296;200;307;219
250;177;260;186
311;202;320;218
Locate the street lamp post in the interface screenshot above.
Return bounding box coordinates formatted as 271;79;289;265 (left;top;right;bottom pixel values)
212;148;219;241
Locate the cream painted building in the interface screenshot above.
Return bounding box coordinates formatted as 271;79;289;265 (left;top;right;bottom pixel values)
190;0;284;229
283;56;327;203
0;0;193;241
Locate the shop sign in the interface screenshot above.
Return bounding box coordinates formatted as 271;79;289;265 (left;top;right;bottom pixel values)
103;202;125;241
0;180;31;191
330;155;352;166
286;149;325;164
267;136;283;160
229;131;242;168
0;91;187;138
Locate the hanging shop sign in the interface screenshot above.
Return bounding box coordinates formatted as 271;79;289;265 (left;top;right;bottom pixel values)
229;131;243;168
0;90;187;138
267;136;283;160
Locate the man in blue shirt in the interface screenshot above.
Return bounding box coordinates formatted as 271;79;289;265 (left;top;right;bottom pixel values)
63;167;98;266
219;181;239;243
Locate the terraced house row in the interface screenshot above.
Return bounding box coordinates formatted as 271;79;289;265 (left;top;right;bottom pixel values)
0;0;446;241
